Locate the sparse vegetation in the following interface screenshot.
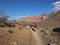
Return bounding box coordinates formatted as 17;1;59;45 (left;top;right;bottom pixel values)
0;10;9;27
0;10;16;27
4;22;16;27
43;27;48;30
0;10;9;23
8;29;14;33
19;21;30;26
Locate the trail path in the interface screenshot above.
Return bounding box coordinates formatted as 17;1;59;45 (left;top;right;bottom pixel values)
30;28;47;45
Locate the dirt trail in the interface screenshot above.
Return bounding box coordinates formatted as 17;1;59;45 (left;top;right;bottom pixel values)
30;28;47;45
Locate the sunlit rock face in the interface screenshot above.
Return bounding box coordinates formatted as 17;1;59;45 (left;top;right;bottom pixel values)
19;14;49;22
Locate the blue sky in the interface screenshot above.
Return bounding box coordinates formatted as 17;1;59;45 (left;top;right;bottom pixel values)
0;0;58;19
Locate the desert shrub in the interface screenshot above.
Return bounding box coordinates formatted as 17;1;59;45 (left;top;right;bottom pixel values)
23;23;27;26
0;10;17;27
0;23;5;27
4;22;15;27
0;10;9;24
43;27;48;30
19;21;30;26
8;29;14;33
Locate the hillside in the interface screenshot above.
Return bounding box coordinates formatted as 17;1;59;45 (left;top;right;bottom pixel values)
39;10;60;31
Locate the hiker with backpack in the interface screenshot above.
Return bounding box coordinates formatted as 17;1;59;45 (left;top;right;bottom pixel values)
29;22;37;32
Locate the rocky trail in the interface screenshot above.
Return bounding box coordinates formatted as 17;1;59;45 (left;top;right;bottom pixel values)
28;26;47;45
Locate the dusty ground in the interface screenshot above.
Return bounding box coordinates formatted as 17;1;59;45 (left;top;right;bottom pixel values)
0;24;58;45
0;24;48;45
0;24;32;45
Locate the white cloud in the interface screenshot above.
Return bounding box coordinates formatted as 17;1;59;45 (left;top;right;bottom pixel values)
52;1;60;10
20;15;30;18
53;1;60;5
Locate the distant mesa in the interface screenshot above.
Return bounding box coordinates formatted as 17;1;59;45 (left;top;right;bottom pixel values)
19;14;49;22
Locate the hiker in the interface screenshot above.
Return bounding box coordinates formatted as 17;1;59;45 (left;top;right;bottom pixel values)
29;22;37;31
29;22;37;28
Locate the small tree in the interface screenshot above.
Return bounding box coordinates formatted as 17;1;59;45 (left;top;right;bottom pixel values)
0;10;9;24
